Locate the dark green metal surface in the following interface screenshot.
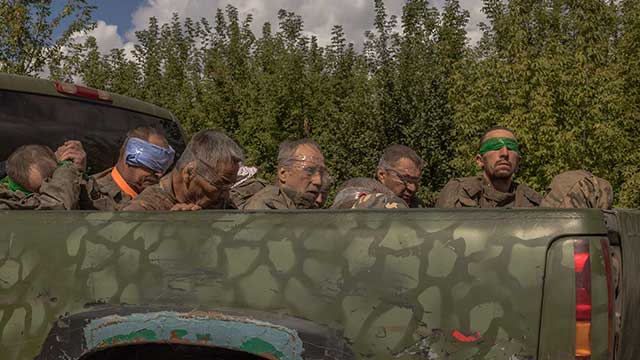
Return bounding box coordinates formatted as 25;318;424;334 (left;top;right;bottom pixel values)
0;209;609;359
615;209;640;360
0;73;174;120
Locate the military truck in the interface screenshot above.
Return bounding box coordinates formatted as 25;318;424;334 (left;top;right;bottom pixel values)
0;73;637;360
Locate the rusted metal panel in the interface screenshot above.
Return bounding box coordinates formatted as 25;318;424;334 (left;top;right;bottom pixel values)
36;306;352;360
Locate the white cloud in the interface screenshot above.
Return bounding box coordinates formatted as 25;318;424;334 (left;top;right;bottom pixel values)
71;20;136;60
73;20;123;53
126;0;485;47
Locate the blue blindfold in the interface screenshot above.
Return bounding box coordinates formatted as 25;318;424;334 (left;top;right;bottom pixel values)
125;137;175;174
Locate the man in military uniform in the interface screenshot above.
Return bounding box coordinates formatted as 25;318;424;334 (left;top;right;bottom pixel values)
376;144;424;208
122;129;243;211
314;173;333;208
244;139;327;210
228;164;268;210
541;170;613;209
436;126;540;208
0;141;86;210
89;126;175;210
332;177;407;209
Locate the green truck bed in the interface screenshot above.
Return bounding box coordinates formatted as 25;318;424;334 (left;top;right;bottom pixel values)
0;209;632;359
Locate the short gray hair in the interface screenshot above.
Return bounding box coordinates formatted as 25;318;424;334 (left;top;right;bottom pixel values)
176;129;244;178
7;145;57;188
378;144;424;170
277;138;322;168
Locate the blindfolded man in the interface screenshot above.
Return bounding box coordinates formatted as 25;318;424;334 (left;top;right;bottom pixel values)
89;126;175;210
122;129;243;211
541;170;613;209
332;177;407;209
244;139;327;210
436;126;540;208
0;141;86;210
228;164;268;210
376;144;424;207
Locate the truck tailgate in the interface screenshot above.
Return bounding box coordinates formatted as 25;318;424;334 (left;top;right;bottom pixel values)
0;209;608;359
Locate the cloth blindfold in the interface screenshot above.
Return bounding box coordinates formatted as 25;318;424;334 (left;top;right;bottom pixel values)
0;176;32;195
479;137;521;156
125;137;175;174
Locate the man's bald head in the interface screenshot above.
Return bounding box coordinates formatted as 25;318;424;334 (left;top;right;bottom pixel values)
7;145;58;192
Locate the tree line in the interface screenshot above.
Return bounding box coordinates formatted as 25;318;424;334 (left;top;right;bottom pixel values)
2;0;640;206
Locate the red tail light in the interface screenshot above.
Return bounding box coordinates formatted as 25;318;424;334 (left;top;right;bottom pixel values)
574;239;591;359
54;82;112;102
573;238;615;360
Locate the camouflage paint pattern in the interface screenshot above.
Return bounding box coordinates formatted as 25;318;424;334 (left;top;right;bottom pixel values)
0;209;609;359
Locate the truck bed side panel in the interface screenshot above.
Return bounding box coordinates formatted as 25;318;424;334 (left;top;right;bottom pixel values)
0;209;607;359
615;210;640;360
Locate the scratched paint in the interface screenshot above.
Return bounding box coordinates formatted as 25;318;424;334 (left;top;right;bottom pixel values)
241;338;286;359
98;328;157;345
84;312;304;360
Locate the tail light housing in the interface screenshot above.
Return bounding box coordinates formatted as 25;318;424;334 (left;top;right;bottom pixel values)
574;239;592;359
573;239;614;360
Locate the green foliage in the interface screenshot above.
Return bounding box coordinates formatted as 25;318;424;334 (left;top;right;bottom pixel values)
2;0;639;206
0;0;95;75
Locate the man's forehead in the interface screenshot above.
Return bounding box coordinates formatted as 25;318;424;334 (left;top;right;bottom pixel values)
390;157;421;174
293;145;324;163
196;158;238;182
484;129;516;141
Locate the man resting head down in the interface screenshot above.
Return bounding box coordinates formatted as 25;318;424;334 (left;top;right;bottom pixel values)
541;170;613;209
332;177;408;209
0;141;86;210
376;145;424;208
122;129;243;211
90;126;175;210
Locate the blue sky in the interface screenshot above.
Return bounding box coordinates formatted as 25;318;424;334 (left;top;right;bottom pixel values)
51;0;141;39
52;0;486;55
87;0;143;36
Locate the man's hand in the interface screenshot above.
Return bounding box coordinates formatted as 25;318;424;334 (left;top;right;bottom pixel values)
170;203;202;211
55;140;87;171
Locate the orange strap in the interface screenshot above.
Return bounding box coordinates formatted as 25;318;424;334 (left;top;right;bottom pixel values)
111;167;138;198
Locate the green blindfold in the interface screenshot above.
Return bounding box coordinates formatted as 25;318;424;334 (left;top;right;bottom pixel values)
0;176;32;196
479;137;521;156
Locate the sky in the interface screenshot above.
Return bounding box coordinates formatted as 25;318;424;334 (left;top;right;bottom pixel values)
54;0;487;55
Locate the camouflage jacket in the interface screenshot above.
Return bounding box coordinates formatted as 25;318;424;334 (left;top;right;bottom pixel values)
436;176;541;208
85;167;132;211
0;163;82;210
541;170;613;209
243;185;296;210
121;175;177;211
229;177;268;210
352;193;408;209
406;196;425;208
